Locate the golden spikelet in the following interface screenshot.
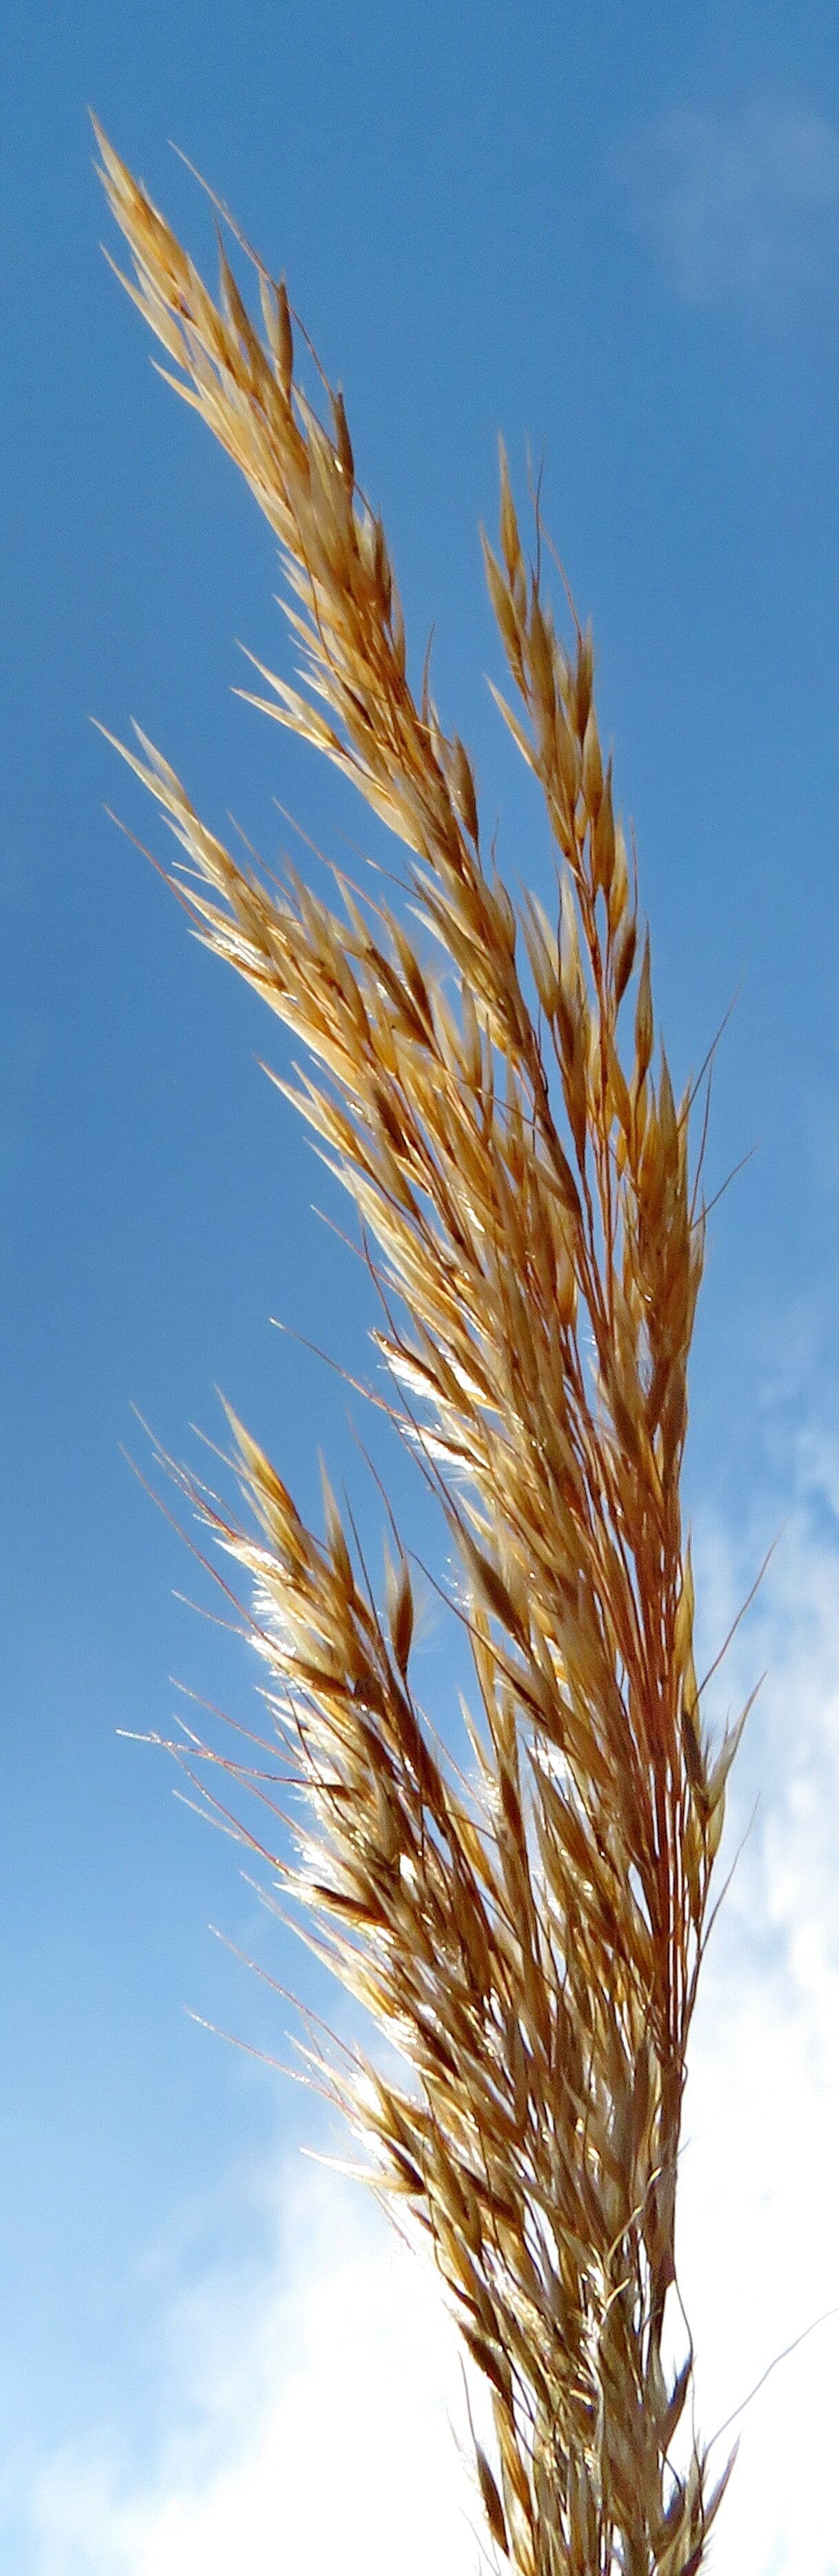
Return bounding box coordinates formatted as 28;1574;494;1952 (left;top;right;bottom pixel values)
95;119;746;2575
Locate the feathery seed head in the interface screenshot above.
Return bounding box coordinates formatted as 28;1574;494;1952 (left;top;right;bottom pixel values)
95;120;747;2576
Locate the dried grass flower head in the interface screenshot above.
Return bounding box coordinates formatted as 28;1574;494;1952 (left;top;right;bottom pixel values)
95;117;749;2576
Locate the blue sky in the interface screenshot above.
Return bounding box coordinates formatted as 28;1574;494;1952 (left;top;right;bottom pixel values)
2;4;839;2570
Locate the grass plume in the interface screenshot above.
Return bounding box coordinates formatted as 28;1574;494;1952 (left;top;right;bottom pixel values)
95;119;747;2576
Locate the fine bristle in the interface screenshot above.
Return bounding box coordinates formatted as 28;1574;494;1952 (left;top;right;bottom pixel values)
96;120;746;2576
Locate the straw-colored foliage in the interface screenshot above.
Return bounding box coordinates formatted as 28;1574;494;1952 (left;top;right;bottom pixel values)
96;121;745;2576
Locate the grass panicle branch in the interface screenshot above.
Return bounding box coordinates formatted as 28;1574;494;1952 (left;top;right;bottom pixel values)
96;119;745;2576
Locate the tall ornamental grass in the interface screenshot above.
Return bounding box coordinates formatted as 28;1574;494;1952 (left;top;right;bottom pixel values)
95;121;749;2576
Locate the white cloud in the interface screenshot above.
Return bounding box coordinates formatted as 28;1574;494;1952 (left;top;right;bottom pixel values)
620;98;839;312
20;1445;839;2576
28;2173;478;2576
677;1469;839;2575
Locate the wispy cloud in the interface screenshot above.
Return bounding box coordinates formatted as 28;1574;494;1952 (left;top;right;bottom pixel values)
620;98;839;312
16;1442;839;2576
